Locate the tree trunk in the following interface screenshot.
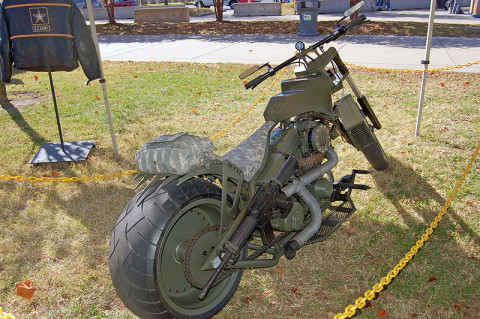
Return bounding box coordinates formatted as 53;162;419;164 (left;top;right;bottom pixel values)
213;0;224;22
106;0;116;23
349;0;360;19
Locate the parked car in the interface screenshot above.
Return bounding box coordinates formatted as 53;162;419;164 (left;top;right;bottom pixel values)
74;0;103;8
113;0;138;6
194;0;250;9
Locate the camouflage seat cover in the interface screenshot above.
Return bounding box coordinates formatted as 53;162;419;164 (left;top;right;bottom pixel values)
135;132;219;175
222;121;275;181
135;121;274;181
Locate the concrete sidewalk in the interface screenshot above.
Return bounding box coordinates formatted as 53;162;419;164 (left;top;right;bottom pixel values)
98;34;480;73
96;7;480;73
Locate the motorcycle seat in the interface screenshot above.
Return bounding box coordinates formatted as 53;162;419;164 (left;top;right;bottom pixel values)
222;121;275;182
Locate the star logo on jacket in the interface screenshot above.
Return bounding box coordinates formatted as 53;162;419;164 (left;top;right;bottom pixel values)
29;7;50;32
33;9;46;23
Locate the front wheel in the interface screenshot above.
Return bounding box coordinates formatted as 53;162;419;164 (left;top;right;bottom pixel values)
361;132;389;171
108;178;243;319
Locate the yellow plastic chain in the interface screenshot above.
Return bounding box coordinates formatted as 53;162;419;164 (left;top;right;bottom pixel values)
210;68;286;141
0;170;139;183
345;59;480;74
2;58;478;182
1;68;286;183
334;141;480;319
0;307;15;319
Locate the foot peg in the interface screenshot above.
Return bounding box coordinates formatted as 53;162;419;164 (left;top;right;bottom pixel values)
331;169;370;202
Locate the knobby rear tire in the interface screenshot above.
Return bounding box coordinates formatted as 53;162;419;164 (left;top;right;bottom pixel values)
108;178;243;319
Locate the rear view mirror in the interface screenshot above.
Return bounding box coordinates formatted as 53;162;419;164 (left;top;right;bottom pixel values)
239;63;271;80
239;65;261;80
343;0;365;18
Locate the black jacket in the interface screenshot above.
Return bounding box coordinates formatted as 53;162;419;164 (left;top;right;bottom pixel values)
1;0;101;83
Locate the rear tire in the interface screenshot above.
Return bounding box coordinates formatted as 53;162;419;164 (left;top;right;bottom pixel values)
108;178;243;318
360;132;389;171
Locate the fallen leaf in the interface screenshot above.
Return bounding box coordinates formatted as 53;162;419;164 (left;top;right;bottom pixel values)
439;82;445;86
94;95;99;99
94;110;99;114
197;91;202;95
15;279;36;300
377;309;387;317
43;174;49;178
290;288;298;294
133;75;138;78
42;105;47;109
244;296;253;304
276;267;285;277
191;109;198;114
452;304;461;309
51;171;61;177
464;81;470;85
131;134;136;138
347;225;356;234
466;201;474;206
366;253;373;257
34;75;38;81
428;276;437;282
148;68;153;71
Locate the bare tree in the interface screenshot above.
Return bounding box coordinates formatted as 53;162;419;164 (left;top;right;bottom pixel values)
106;0;116;24
213;0;224;22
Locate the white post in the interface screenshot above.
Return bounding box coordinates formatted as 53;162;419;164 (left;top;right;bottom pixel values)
85;0;119;156
415;0;436;137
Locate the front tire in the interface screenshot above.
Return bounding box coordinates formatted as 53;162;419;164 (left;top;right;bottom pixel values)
108;178;243;318
361;132;389;171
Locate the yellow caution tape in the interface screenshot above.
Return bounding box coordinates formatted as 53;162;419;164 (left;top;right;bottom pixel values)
335;141;480;319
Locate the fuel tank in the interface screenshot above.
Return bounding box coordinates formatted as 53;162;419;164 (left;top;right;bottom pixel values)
263;74;334;123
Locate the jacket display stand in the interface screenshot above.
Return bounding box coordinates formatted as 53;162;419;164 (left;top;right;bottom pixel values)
29;69;94;164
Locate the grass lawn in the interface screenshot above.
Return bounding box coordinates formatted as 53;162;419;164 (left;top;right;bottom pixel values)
0;61;479;318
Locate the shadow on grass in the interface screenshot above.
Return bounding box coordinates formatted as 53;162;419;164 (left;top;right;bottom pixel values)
1;100;47;148
371;155;480;246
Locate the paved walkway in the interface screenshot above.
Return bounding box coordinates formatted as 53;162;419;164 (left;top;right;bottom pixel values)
96;8;480;73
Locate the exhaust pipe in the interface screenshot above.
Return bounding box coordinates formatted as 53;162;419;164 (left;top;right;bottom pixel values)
281;148;338;259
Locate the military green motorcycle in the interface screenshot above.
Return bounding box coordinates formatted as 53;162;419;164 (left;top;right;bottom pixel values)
108;2;388;318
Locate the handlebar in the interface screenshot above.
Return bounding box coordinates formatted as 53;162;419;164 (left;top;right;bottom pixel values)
244;14;368;90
